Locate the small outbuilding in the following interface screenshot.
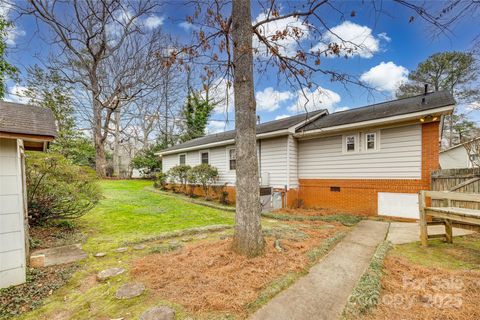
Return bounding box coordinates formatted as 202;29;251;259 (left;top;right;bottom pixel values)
440;137;480;169
0;101;56;289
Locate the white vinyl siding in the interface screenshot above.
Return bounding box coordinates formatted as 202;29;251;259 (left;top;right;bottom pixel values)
287;135;298;188
0;138;26;288
162;136;290;188
298;124;422;179
260;137;288;188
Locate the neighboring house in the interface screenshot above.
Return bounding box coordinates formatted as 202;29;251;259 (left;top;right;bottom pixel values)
440;137;480;169
157;91;455;219
0;101;56;289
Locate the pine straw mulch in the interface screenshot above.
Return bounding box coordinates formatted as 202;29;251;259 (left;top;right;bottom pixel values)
131;221;345;316
367;255;480;320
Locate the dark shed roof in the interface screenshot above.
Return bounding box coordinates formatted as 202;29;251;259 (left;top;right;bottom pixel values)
0;101;57;138
161;109;325;153
298;91;455;132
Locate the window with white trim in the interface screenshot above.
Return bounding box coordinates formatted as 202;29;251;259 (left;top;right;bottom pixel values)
179;153;186;165
228;148;236;170
345;135;356;152
365;132;376;151
200;151;209;164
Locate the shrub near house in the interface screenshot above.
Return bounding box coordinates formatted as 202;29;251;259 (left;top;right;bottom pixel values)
162;164;220;201
26;152;101;226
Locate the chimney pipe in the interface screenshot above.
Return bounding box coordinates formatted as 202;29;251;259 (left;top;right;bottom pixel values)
424;84;428;94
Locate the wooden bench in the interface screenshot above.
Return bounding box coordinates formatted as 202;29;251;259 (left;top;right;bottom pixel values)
419;190;480;246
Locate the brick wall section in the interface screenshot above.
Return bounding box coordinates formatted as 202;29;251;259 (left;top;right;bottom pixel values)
295;121;440;216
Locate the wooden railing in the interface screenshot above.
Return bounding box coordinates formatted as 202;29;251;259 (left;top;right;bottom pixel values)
419;190;480;246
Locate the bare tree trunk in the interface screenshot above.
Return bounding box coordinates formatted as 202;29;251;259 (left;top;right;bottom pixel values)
231;0;265;257
449;115;453;147
113;110;120;177
93;102;107;177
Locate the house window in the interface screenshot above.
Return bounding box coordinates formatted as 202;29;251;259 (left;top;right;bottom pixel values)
179;154;186;165
200;151;209;164
366;132;376;150
228;148;236;170
345;135;356;152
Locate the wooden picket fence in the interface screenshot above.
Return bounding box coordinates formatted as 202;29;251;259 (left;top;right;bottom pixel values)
431;168;480;209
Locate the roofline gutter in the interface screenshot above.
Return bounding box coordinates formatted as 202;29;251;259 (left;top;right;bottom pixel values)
156;129;292;156
294;105;455;139
157;110;328;156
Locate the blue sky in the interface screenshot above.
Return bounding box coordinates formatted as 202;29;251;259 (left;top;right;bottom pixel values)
3;0;480;133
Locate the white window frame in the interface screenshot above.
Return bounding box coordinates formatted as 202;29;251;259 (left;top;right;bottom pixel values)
226;147;236;171
199;150;210;164
178;153;187;165
364;131;380;152
342;133;359;153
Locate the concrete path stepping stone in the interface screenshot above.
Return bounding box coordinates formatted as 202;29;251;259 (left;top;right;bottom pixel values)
30;244;87;267
133;245;146;250
115;282;145;299
114;247;128;253
140;306;175;320
94;252;107;257
97;267;125;282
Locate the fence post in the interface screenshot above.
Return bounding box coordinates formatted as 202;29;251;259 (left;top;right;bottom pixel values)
419;190;428;247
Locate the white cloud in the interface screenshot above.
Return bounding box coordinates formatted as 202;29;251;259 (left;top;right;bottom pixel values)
377;32;391;42
253;12;310;57
312;21;382;58
144;15;164;29
5;84;29;104
275;114;291;120
360;61;408;95
179;21;195;31
255;87;293;112
201;78;234;114
0;2;25;46
207;120;229;134
288;87;341;113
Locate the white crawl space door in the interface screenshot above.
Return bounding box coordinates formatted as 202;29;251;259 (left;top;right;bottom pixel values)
378;192;420;219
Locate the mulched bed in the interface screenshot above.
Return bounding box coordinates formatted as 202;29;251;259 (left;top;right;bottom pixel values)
29;224;86;250
0;264;79;319
131;221;346;317
366;256;480;320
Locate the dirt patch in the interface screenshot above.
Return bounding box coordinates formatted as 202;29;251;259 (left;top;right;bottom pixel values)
367;256;480;320
275;208;336;216
30;224;86;250
131;222;345;316
0;264;79;319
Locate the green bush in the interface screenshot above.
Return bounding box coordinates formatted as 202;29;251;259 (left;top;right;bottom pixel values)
188;164;219;200
25;152;101;226
167;164;191;192
153;172;168;190
131;144;163;178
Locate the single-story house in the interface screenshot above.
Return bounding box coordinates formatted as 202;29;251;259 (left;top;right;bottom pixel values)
0;101;56;289
157;91;455;219
440;137;480;169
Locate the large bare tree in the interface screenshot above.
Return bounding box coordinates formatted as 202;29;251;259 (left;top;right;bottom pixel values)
23;0;168;176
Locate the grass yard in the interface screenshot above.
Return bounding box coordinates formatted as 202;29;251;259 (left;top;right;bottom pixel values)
358;234;480;320
78;180;235;252
4;180;352;320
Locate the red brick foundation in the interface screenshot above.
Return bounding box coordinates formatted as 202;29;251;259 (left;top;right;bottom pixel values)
293;122;440;216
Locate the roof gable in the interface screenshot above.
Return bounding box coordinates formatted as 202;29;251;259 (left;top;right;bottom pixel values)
297;91;455;132
0;101;57;138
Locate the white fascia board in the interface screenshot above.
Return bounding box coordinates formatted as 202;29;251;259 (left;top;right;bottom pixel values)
156;129;291;156
294;105;454;138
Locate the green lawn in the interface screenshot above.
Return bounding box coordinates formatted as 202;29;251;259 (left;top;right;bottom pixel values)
79;180;234;252
11;179;235;320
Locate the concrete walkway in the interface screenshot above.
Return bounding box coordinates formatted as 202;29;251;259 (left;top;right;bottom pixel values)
250;220;389;320
387;221;474;244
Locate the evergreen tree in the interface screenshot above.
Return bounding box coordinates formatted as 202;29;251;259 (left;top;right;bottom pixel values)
180;93;215;142
0;16;18;99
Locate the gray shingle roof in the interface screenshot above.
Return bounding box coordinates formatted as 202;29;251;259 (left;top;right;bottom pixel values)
160;91;455;154
297;91;455;132
0;101;57;138
161;109;325;153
